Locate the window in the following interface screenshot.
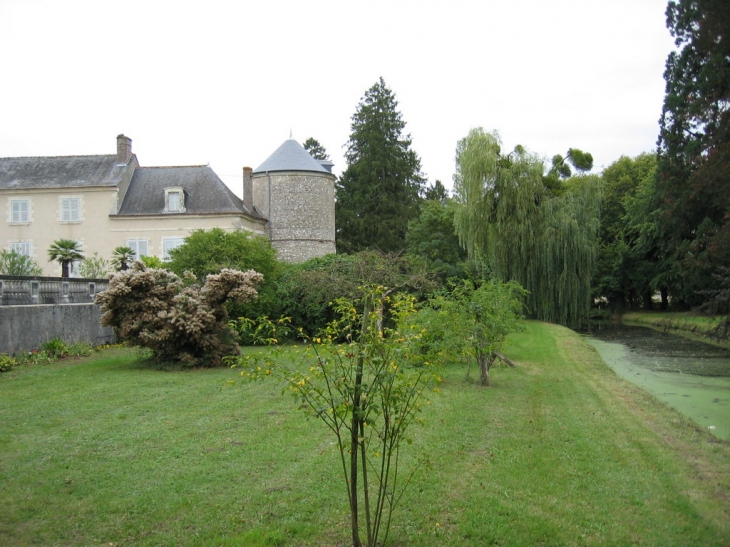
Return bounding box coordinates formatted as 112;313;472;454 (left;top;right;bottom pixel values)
162;237;185;261
168;191;181;212
164;187;185;213
10;199;30;223
61;197;81;222
126;239;149;260
10;242;31;256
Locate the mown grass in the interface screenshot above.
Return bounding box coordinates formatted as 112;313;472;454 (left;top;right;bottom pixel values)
1;323;729;546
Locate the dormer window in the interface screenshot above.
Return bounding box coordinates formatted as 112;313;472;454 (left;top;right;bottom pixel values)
164;187;185;213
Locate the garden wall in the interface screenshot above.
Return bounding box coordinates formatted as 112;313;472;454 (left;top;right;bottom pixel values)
0;303;116;355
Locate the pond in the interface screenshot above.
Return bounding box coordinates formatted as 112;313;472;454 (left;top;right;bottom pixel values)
583;322;730;441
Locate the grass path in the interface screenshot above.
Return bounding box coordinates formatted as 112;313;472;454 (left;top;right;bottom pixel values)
1;323;728;546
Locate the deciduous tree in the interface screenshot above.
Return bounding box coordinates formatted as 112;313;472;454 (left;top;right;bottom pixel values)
595;153;662;310
453;128;601;328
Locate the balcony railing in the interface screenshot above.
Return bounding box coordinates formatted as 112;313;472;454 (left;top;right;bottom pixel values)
0;276;109;306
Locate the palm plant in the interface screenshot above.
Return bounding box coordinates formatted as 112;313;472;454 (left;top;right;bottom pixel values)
110;246;136;271
48;239;84;278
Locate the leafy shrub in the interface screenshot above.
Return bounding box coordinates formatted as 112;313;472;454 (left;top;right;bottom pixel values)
67;341;94;357
268;251;435;336
0;354;18;372
230;316;293;346
95;262;263;367
41;338;68;358
0;250;43;276
17;350;55;366
79;252;110;278
140;255;165;269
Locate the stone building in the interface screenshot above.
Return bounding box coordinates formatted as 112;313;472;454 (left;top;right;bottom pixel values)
0;135;336;276
252;138;336;262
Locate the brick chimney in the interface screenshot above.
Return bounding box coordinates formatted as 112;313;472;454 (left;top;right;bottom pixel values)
116;134;132;165
243;166;253;212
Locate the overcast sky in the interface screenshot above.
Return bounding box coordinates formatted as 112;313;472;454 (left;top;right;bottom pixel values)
1;0;675;197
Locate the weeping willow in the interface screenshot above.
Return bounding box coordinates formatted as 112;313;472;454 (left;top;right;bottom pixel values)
453;128;602;328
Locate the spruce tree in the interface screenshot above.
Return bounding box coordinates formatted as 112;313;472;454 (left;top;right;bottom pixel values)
302;137;329;161
336;78;425;253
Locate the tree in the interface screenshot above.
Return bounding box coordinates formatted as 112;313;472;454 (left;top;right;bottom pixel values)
79;252;110;279
167;228;279;283
595;153;662;310
96;262;263;367
0;250;43;276
406;199;468;282
423;180;449;203
656;0;730;307
302;137;329;161
414;280;526;386
453;128;601;328
336;78;426;253
110;246;136;271
48;239;84;278
235;288;439;547
544;148;594;194
167;228;281;318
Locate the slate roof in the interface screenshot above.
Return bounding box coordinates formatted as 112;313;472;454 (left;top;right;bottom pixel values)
254;139;329;174
0;155;129;190
116;165;255;216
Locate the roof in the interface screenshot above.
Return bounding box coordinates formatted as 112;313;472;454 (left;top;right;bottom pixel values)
0;154;130;190
116;165;257;216
254;139;330;174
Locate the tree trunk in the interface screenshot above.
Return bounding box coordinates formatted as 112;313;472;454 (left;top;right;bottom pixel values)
643;290;653;310
349;296;371;547
494;351;516;367
660;287;669;310
479;353;490;386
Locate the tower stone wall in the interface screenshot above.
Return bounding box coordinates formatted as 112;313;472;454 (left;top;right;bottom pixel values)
252;170;336;262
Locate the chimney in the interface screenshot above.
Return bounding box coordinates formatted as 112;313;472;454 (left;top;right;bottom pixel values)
116;134;132;165
243;166;253;212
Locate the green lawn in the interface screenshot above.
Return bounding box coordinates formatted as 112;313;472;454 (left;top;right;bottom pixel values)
1;323;729;546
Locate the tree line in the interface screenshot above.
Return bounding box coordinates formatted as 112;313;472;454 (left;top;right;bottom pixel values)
4;0;727;329
327;0;729;324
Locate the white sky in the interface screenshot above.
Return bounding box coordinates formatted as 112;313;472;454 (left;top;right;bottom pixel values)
0;0;675;197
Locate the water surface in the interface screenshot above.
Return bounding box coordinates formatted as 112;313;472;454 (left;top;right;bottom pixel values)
584;323;730;441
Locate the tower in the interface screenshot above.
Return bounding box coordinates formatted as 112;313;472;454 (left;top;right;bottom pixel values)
252;139;336;262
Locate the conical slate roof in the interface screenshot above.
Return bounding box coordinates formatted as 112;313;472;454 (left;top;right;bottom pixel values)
253;139;329;174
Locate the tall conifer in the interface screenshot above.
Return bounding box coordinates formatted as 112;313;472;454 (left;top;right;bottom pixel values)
656;0;730;306
336;78;425;253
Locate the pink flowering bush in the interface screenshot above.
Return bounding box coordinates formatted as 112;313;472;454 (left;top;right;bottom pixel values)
95;262;263;367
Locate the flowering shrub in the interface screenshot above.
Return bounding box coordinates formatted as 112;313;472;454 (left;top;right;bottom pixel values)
95;262;263;367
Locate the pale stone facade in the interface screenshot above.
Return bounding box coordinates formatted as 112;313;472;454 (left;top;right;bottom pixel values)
0;135;335;276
